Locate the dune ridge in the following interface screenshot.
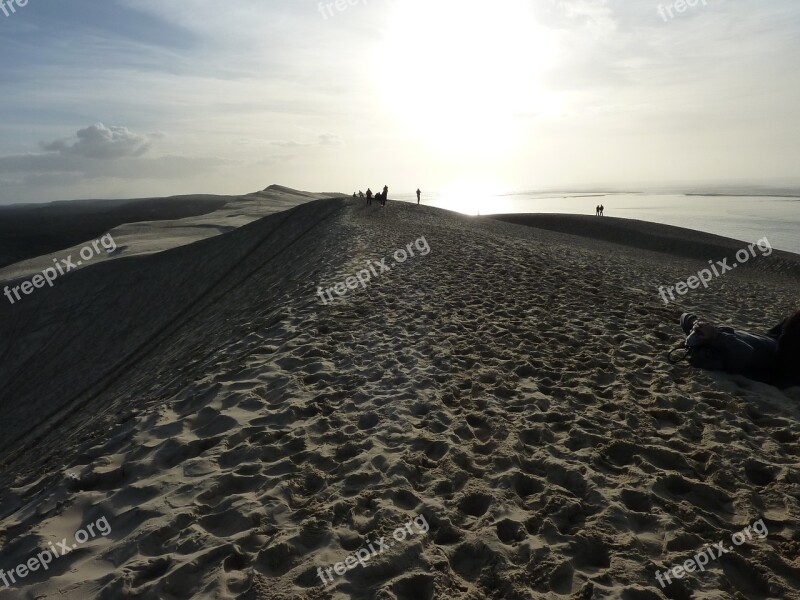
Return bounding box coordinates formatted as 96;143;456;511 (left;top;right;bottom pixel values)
0;195;799;599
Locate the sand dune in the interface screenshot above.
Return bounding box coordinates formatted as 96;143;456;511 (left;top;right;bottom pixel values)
0;194;229;270
0;185;339;285
492;214;800;278
1;192;799;599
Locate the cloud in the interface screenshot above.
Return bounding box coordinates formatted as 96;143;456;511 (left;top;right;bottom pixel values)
317;133;344;146
0;123;226;202
233;134;345;148
40;123;152;159
267;134;345;148
0;152;224;180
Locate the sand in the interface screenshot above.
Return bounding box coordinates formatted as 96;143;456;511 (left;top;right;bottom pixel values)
0;190;799;599
0;185;338;284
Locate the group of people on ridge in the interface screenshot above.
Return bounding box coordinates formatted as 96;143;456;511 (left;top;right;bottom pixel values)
362;185;389;207
595;204;605;216
353;186;423;207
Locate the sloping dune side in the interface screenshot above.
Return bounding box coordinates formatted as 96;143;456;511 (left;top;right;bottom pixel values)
492;214;800;278
0;185;339;283
0;198;799;600
0;195;231;270
0;197;346;453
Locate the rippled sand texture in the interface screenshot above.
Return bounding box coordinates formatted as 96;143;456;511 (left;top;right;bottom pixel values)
1;195;799;599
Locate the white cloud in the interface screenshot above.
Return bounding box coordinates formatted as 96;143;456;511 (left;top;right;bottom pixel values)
265;134;344;148
40;123;152;159
0;124;227;204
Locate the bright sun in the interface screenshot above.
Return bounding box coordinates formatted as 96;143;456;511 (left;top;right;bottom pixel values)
377;0;556;156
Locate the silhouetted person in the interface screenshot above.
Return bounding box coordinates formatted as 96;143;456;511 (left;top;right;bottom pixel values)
366;188;373;206
595;205;600;216
359;191;365;198
417;189;421;204
600;204;605;216
382;185;389;206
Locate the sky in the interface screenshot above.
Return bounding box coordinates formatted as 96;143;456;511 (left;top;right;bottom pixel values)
1;0;800;204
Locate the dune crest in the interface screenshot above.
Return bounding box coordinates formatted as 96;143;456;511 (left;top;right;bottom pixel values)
1;197;799;599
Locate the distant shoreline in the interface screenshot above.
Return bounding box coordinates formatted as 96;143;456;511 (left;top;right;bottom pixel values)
684;193;800;198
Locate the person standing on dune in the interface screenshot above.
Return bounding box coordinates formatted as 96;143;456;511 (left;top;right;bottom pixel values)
417;189;421;204
382;185;389;207
366;188;373;206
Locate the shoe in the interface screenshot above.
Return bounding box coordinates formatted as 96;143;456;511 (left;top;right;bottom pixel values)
680;313;698;335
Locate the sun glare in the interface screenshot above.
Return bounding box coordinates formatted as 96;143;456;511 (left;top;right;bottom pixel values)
437;180;505;215
377;0;556;157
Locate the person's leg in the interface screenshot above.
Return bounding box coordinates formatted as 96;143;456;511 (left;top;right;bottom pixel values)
680;313;699;335
767;318;786;339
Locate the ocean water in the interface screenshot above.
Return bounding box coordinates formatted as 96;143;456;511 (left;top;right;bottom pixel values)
391;192;800;255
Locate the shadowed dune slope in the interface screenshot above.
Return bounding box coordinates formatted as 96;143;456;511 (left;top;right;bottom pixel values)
0;185;340;283
0;198;799;600
0;197;346;453
0;195;231;269
492;213;800;276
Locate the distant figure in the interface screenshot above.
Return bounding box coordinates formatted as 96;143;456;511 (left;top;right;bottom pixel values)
359;191;365;198
676;311;800;385
595;205;600;216
353;192;357;198
416;189;421;204
366;188;373;206
600;204;605;216
382;185;389;206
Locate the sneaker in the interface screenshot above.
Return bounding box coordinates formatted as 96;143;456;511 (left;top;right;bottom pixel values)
680;313;698;335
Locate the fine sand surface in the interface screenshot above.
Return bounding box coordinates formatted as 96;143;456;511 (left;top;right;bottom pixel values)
0;195;230;270
1;192;799;599
492;214;800;278
0;185;337;284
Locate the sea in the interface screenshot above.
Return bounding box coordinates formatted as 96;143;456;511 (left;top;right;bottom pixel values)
390;192;800;255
